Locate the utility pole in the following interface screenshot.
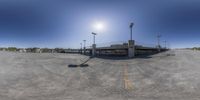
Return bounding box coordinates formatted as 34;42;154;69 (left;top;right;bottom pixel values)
83;40;86;54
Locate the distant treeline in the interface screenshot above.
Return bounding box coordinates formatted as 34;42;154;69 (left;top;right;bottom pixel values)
192;47;200;50
0;47;17;51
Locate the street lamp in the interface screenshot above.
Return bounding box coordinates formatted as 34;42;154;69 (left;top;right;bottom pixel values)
80;43;82;54
92;32;97;44
163;41;167;49
83;40;86;54
83;40;86;47
128;22;135;58
157;34;161;47
91;32;97;56
129;22;134;40
157;34;161;52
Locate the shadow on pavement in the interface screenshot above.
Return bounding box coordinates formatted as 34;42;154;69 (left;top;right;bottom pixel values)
134;55;153;59
68;64;89;68
70;51;171;61
94;55;128;60
68;57;92;68
94;54;154;60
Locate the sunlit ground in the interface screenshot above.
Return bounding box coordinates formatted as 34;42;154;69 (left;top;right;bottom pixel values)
0;50;200;100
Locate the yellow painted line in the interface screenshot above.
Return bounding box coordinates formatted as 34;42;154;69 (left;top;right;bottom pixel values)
123;64;133;91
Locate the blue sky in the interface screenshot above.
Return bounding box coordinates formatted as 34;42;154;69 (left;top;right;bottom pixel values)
0;0;199;48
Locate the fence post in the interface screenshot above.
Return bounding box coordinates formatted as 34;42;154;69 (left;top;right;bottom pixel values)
128;40;135;58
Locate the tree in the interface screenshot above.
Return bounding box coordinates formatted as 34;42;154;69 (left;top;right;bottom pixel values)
7;47;17;51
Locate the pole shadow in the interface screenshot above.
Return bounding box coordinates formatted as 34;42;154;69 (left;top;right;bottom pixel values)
68;56;92;68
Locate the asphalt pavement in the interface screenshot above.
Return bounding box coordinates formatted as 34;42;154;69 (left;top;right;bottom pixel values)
0;50;200;100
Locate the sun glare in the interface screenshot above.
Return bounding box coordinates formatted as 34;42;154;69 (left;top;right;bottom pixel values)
94;22;105;31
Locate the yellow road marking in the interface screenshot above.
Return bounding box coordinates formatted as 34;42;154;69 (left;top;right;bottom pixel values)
123;64;133;90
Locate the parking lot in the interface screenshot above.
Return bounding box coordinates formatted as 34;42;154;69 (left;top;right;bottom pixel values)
0;50;200;100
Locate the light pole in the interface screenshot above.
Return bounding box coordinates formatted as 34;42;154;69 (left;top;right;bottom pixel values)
92;32;97;44
157;34;161;52
129;22;134;40
91;32;97;56
80;43;82;54
128;22;135;58
83;40;86;54
163;41;167;49
83;40;86;47
168;42;170;49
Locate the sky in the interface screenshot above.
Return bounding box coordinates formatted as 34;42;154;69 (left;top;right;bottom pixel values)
0;0;199;48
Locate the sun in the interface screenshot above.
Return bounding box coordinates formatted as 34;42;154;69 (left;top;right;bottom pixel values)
93;22;105;31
